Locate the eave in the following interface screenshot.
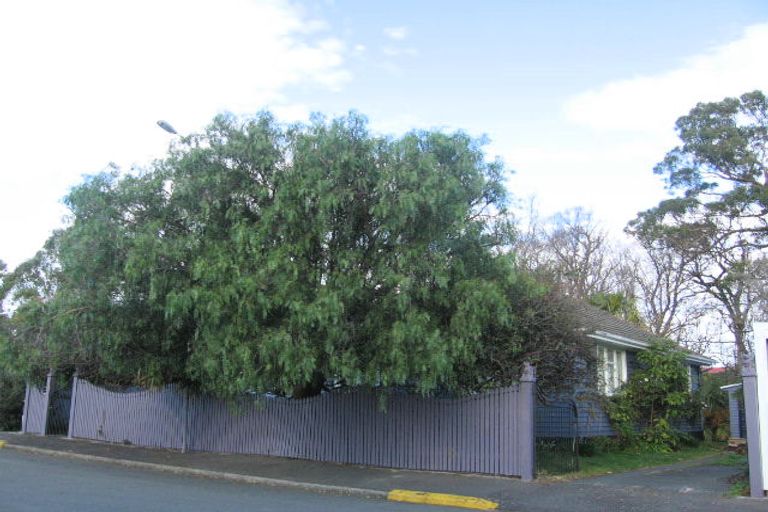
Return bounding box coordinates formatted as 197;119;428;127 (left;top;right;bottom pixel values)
588;330;716;366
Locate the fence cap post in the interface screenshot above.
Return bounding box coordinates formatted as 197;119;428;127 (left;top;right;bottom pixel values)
521;362;536;383
742;356;757;378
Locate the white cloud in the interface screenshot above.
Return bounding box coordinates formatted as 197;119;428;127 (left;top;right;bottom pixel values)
383;26;408;41
269;103;312;124
498;139;669;236
564;23;768;132
382;46;418;57
0;0;349;269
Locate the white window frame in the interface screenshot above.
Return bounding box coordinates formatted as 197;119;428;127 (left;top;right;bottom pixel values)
597;345;627;396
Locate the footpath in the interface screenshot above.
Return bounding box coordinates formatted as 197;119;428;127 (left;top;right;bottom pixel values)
1;432;765;512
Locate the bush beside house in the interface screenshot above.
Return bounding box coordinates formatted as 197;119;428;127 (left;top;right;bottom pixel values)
604;339;701;452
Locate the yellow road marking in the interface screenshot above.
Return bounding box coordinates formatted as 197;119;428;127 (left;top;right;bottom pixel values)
387;489;498;510
0;441;6;449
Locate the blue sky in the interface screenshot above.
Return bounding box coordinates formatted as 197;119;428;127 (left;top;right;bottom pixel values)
1;0;767;269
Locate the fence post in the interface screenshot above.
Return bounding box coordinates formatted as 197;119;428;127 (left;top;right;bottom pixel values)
21;383;31;433
743;356;764;498
67;371;79;439
518;362;536;481
40;369;55;436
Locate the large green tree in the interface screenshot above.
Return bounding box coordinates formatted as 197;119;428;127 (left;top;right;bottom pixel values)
0;261;25;429
629;91;768;360
1;112;590;398
637;90;767;248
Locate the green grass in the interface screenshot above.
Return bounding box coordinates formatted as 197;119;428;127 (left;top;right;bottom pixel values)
543;442;725;480
713;452;750;497
727;478;750;497
713;452;747;467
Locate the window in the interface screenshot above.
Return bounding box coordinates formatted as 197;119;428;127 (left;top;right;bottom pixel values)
687;365;700;392
597;345;627;395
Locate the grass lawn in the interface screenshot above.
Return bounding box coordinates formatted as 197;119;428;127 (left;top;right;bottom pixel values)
541;442;726;480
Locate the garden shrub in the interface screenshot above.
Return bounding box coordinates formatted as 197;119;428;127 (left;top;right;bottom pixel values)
605;339;698;452
697;368;738;442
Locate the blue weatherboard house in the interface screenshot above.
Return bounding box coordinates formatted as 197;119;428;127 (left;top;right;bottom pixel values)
538;302;715;438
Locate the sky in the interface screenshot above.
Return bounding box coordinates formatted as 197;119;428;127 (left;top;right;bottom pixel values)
1;0;767;271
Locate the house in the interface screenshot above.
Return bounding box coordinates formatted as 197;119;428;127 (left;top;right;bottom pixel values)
538;302;715;438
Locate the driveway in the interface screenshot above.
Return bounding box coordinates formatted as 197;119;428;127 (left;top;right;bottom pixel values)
496;456;762;512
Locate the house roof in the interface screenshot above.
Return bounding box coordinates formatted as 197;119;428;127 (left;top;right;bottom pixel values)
572;302;715;366
574;302;657;344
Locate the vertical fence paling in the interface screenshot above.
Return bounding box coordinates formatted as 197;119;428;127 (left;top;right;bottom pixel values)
21;384;31;433
40;371;54;436
67;373;79;439
21;385;48;435
67;371;536;478
21;370;55;435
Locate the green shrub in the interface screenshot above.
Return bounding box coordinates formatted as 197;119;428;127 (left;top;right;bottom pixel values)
0;372;24;431
605;339;697;452
697;368;739;442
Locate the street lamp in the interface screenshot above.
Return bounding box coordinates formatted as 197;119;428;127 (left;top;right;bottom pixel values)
156;120;178;135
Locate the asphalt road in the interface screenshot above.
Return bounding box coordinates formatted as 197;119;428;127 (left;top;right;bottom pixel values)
0;450;458;512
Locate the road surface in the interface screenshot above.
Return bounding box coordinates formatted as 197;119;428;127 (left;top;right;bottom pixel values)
0;449;459;512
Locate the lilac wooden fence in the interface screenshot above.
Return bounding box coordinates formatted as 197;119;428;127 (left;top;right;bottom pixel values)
68;380;186;449
67;367;536;478
21;385;48;435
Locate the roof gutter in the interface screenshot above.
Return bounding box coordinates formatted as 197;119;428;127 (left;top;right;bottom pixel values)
587;331;648;350
589;331;716;366
590;331;649;350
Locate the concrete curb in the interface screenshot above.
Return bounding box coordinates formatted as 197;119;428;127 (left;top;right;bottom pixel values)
4;444;388;500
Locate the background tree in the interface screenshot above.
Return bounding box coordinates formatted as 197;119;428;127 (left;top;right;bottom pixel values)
514;206;642;322
631;242;711;350
1;112;591;399
524;208;627;298
514;202;725;354
0;260;25;430
630;91;768;362
749;255;768;321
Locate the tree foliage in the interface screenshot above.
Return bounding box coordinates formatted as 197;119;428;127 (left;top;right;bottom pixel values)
629;91;768;360
0;260;24;430
1;112;590;398
637;90;767;249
